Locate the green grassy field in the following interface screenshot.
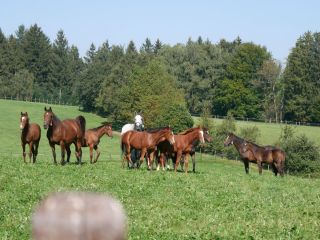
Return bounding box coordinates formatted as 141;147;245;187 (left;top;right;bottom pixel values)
1;100;320;239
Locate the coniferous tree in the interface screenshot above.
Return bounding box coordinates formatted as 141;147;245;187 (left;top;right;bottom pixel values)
283;31;320;122
22;24;54;99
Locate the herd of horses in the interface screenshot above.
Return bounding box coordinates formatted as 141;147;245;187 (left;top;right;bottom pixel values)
19;107;286;176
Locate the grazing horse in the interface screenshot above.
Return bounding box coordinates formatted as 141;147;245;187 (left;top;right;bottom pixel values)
157;127;211;174
242;141;286;176
20;112;41;163
43;107;86;165
224;133;285;176
121;127;175;169
83;124;113;164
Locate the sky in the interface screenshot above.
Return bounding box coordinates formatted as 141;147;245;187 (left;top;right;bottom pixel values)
1;0;319;64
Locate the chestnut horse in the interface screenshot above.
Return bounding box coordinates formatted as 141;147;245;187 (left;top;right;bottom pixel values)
83;124;113;164
20;112;41;163
43;107;86;165
121;127;175;169
224;133;285;176
157;127;212;174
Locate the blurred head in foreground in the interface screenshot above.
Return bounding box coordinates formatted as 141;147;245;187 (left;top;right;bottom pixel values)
32;192;127;240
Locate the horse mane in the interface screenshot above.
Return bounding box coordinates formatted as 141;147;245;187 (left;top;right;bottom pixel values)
179;127;200;135
90;124;110;131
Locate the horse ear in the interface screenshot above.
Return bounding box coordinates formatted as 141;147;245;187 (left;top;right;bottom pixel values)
21;112;23;116
25;112;28;116
44;107;47;111
49;107;52;112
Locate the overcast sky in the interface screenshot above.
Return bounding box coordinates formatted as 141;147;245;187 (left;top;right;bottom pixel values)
1;0;319;64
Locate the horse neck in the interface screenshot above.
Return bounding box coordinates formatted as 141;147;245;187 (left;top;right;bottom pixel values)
182;129;201;145
152;130;170;145
96;126;106;139
232;135;246;153
51;114;61;127
22;120;30;136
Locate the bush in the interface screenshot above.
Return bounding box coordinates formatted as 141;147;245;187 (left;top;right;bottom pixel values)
279;126;320;175
156;104;194;133
239;126;261;143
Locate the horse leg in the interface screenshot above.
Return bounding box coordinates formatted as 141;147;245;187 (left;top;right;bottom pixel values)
149;151;155;171
174;151;182;172
76;140;83;164
33;141;39;163
50;143;57;165
28;142;33;163
60;142;66;165
272;163;278;176
191;152;196;173
94;145;100;163
139;149;147;169
22;142;27;163
180;155;184;171
184;154;190;174
89;145;94;164
257;161;262;175
243;159;249;174
66;145;71;163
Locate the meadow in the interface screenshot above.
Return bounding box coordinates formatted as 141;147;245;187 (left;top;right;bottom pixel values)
1;99;320;239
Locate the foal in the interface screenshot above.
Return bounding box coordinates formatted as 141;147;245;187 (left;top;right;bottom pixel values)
20;112;41;163
84;124;113;164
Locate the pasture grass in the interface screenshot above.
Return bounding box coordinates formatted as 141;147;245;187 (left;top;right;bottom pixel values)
1;100;320;239
193;116;320;145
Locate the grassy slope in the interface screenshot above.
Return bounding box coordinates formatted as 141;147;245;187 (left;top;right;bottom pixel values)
1;100;320;239
194;116;320;145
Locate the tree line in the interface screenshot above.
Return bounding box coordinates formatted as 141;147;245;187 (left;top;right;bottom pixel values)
1;24;320;127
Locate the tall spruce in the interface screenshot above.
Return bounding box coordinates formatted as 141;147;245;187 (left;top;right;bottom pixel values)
283;31;320;122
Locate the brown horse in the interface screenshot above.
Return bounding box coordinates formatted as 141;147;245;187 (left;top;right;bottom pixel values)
224;133;285;176
157;127;212;174
20;112;41;163
43;107;86;165
121;127;175;169
83;124;113;164
242;141;285;176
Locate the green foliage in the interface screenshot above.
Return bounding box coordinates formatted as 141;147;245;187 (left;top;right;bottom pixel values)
283;31;320;122
155;104;194;133
279;125;320;175
239;125;261;143
1;25;320;125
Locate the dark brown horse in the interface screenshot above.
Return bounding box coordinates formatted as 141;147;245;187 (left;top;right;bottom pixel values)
43;107;86;165
242;141;285;176
224;133;285;176
121;127;175;169
157;127;212;174
20;112;41;163
83;124;113;164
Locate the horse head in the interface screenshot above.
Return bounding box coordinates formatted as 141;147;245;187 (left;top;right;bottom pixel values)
134;113;144;131
224;132;235;146
104;124;113;138
202;128;213;143
163;127;175;145
43;107;53;129
20;112;29;130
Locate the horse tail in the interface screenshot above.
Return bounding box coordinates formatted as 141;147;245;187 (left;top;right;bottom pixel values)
76;115;86;143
